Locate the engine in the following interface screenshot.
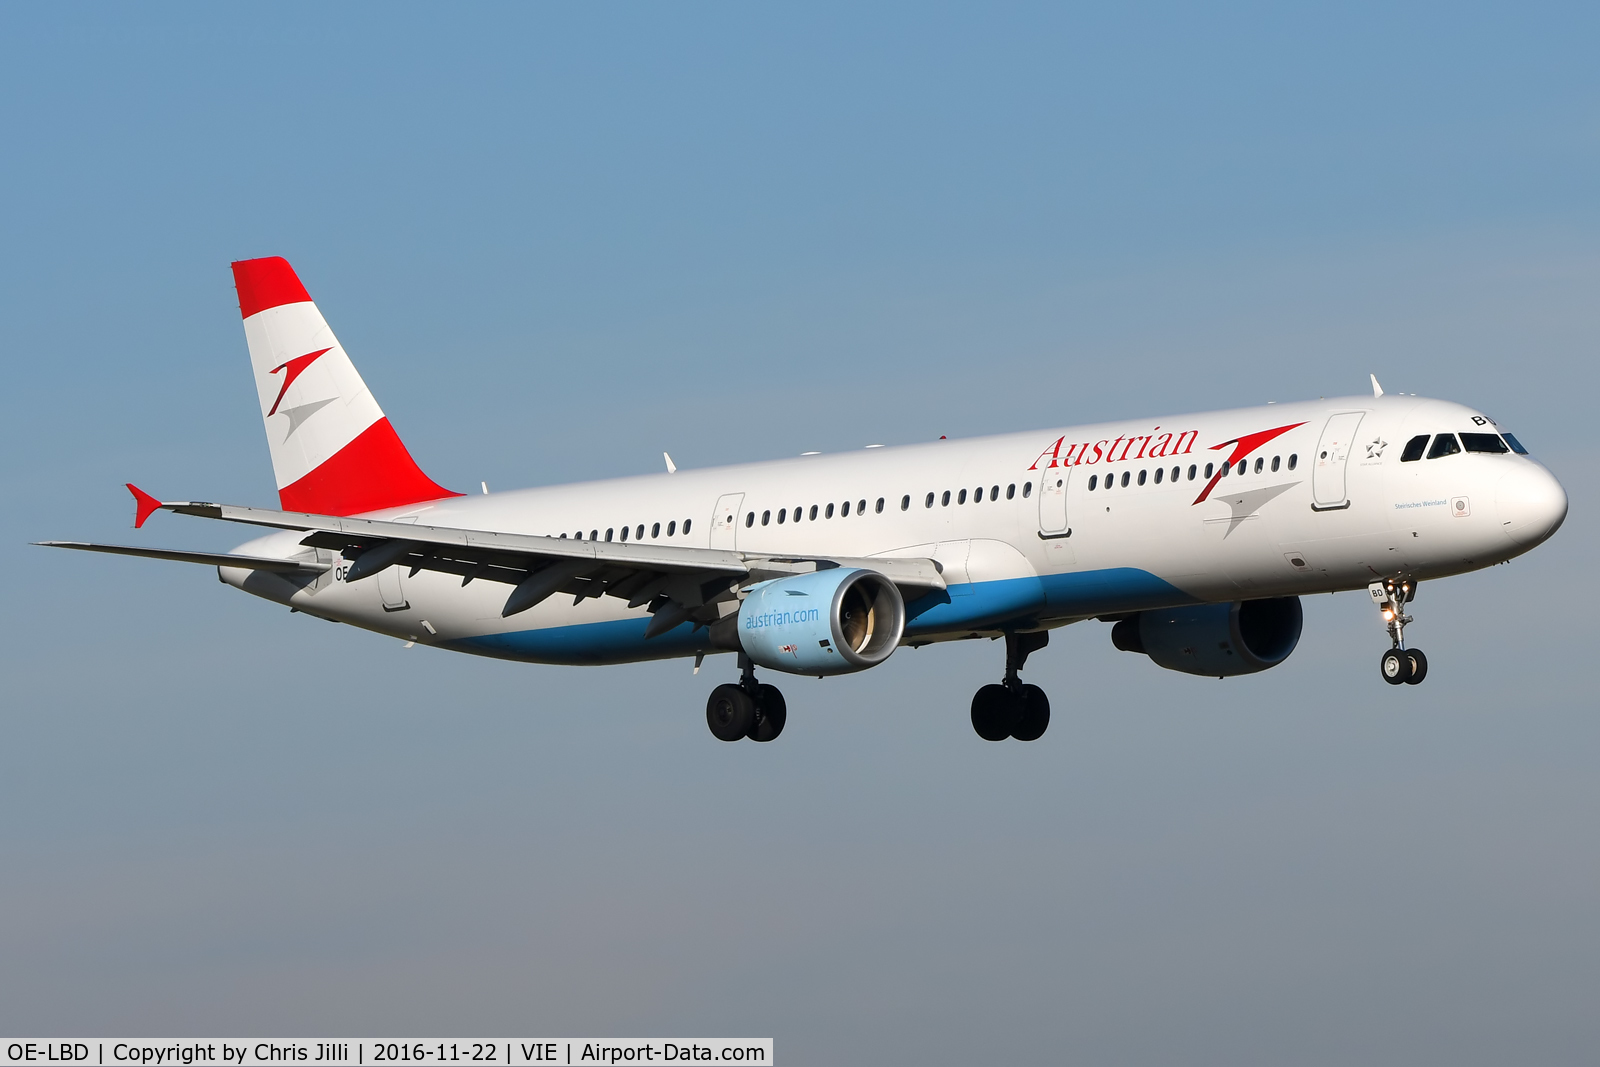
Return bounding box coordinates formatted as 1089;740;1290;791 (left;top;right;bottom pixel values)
1110;596;1303;677
734;568;906;676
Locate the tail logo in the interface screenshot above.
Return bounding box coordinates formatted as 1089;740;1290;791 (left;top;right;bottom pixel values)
267;347;333;416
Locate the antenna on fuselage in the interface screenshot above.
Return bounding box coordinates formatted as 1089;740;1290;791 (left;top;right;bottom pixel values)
664;452;677;474
1370;374;1384;398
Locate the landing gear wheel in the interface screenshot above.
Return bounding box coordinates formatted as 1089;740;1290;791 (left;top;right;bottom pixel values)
971;684;1019;741
1011;684;1050;741
1403;648;1428;685
748;684;788;742
1380;648;1412;685
707;683;756;741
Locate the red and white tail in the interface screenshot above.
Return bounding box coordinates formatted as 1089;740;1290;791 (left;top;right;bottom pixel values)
230;257;458;516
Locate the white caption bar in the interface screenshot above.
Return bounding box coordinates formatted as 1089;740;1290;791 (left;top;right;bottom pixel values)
2;1044;772;1067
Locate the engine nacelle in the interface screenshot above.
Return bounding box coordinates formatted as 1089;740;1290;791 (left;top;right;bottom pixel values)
1111;596;1303;678
736;568;905;676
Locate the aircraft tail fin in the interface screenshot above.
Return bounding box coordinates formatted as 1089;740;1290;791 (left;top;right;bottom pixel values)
230;257;458;516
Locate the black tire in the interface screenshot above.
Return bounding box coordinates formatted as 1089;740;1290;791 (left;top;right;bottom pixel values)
1011;684;1051;741
1403;648;1428;685
1380;648;1412;685
971;684;1019;741
707;683;755;741
749;684;788;742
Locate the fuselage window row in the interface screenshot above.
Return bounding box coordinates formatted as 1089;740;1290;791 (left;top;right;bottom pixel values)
1086;455;1296;491
563;518;690;541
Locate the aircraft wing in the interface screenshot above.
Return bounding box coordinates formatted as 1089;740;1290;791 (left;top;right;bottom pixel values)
34;541;330;574
123;493;946;632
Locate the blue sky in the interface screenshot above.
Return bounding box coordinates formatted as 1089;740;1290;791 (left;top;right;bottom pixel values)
2;4;1597;1062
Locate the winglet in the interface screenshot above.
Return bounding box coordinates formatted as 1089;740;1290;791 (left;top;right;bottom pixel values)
127;483;164;528
1370;373;1384;398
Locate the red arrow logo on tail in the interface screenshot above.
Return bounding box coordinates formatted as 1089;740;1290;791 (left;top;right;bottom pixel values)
267;347;332;416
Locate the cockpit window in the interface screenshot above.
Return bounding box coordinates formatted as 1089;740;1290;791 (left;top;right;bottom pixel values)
1400;435;1429;462
1426;434;1461;459
1461;432;1509;454
1502;433;1529;455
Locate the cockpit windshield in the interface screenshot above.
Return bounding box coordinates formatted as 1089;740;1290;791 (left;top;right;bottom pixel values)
1460;432;1509;454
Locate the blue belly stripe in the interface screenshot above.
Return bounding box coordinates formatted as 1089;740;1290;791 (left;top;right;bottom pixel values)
446;567;1195;665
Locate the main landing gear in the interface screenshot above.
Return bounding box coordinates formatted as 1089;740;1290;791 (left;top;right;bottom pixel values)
706;655;788;742
1371;578;1428;686
971;631;1051;741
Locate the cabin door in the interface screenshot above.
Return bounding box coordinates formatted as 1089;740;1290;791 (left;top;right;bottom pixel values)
710;493;744;550
1311;412;1365;510
1037;468;1071;536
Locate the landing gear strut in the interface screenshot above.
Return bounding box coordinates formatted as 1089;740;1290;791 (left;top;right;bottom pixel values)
1370;579;1428;686
706;655;787;742
971;631;1051;741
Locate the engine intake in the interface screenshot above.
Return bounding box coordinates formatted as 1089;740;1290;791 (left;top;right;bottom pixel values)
1111;596;1303;677
735;568;905;676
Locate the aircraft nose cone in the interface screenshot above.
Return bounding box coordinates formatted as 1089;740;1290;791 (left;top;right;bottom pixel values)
1497;464;1568;547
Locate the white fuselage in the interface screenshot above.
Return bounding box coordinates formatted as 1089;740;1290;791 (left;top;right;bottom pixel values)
221;393;1567;666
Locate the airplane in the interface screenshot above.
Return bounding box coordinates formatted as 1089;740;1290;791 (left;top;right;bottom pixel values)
39;257;1569;743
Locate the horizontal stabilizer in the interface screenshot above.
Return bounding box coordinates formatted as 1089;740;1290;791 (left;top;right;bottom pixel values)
34;541;329;574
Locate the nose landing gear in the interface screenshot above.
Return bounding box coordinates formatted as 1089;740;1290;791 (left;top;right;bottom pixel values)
1371;579;1428;685
706;655;788;742
971;631;1051;741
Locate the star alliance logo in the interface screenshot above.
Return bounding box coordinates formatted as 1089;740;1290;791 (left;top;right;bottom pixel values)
1365;437;1388;459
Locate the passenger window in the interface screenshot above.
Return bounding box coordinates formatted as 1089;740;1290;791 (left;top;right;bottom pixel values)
1502;433;1528;454
745;512;754;528
1088;474;1098;490
809;505;819;520
925;493;934;508
1023;482;1032;498
666;522;675;536
1400;435;1429;462
1253;458;1263;474
1205;463;1214;478
794;505;802;520
1154;468;1163;484
560;533;568;539
841;501;850;516
620;526;628;542
877;497;887;513
637;525;645;540
1138;469;1147;485
653;522;662;537
858;499;867;514
606;528;615;542
1461;432;1509;454
1120;471;1130;487
1187;465;1196;481
1288;454;1298;470
591;529;599;540
990;486;999;501
1007;483;1016;499
683;519;692;534
942;491;951;506
776;509;786;524
957;489;967;504
1172;467;1179;482
1271;455;1280;472
826;503;835;518
759;512;768;527
1427;434;1461;459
